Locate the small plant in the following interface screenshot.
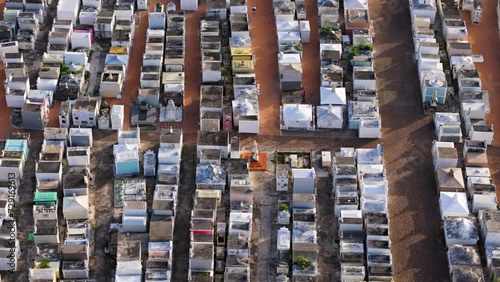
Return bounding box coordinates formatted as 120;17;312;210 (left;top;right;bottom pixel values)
84;71;91;80
5;272;13;281
38;259;50;269
60;64;84;76
320;26;331;37
60;64;70;75
347;43;373;59
296;152;307;157
278;203;288;211
294;256;313;270
437;39;445;50
442;60;451;72
276;152;287;164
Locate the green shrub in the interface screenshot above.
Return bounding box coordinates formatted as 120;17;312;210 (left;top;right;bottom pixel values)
437;39;445;50
347;43;373;59
60;64;70;75
60;64;84;76
278;203;288;211
320;27;331;37
294;256;313;270
38;259;50;269
442;60;451;72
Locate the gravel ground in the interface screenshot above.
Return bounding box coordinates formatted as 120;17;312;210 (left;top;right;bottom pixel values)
315;168;338;281
85;42;110;96
24;0;56;89
10;141;40;282
171;144;197;281
92;141;119;281
250;162;277;282
247;145;342;282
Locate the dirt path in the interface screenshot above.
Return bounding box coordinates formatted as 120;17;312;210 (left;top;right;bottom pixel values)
180;1;204;134
247;0;281;136
151;0;202;134
0;64;17;139
105;11;148;129
458;2;500;200
93;142;117;281
459;2;500;146
3;0;499;281
315;176;338;281
250;170;276;281
11;142;40;282
171;144;197;281
0;0;22;139
368;0;449;281
302;0;321;106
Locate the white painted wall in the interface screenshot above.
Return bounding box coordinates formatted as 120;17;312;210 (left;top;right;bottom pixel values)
230;6;247;14
359;118;381;139
353;79;376;91
79;11;98;25
0;42;19;59
57;0;81;22
71;33;92;49
181;0;198;11
5;89;27;108
239;119;259;134
202;70;222;83
469;129;494;146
